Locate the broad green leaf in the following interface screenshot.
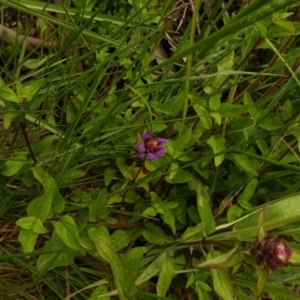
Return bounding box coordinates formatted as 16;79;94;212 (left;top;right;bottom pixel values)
36;231;79;275
2;155;28;176
274;20;295;33
209;94;221;111
123;247;147;280
32;218;48;234
162;210;176;234
143;207;157;217
18;228;39;253
195;246;239;269
174;127;192;151
0;85;20;103
52;188;65;214
210;112;222;126
166;169;193;184
89;188;107;221
55;215;82;251
27;192;52;222
207;135;226;167
210;252;233;300
88;227;137;299
218;103;248;117
213;51;234;88
255;21;267;38
257;267;269;298
178;223;204;242
110;230;130;252
116;158;135;180
195;180;215;236
104;167;115;186
167;161;178;181
58;169;86;186
143;223;172;245
33;166;56;192
16;216;37;230
157;254;175;297
234;154;259;176
150;101;172;115
23;79;46;101
227;204;243;223
238;178;258;204
243;92;257;118
234;193;300;233
88;285;110;300
135;251;167;285
32;135;60;160
193;104;212;129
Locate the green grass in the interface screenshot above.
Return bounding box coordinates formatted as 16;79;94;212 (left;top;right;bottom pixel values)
1;0;300;299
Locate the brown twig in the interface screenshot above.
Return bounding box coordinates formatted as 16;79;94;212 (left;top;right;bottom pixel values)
0;24;57;51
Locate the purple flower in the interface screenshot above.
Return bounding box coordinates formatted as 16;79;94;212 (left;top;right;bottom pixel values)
250;236;292;270
135;131;167;160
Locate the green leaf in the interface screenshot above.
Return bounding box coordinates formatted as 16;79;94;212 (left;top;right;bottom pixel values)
88;227;137;299
193;104;212;129
213;50;234;88
27;192;53;222
257;267;269;298
238;178;258;204
135;251;167;285
89;188;107;221
2;155;28;176
195;246;239;269
54;215;82;251
23;79;46;101
218;103;248;117
116;158;135;180
207;135;226;167
179;223;204;242
59;169;86;186
36;231;79;275
210;112;222;126
32;218;48;234
162;210;176;234
18;228;39;253
167;161;179;180
104;167;115;186
123;247;147;280
157;253;175;297
234;154;259;176
210;252;233;300
32;135;60;160
166;169;193;184
143;207;157;217
16;216;37;230
110;230;130;252
209;94;221;111
243;92;257;118
0;85;20;103
174;127;192;151
227;204;243;223
143;223;172;245
194;180;215;236
234;193;300;233
88;285;110;300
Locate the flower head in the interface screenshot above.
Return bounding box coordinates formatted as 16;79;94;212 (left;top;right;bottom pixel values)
135;131;167;160
250;236;292;270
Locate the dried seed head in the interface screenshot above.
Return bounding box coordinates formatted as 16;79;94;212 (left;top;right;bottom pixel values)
250;236;292;270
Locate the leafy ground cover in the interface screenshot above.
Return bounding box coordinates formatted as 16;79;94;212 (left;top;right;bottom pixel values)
1;0;300;299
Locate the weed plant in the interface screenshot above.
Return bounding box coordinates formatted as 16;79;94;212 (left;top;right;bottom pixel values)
1;0;300;299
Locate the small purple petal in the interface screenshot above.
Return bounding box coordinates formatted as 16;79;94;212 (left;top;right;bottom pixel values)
148;153;158;160
140;131;152;141
139;152;146;158
135;143;145;153
157;138;167;145
155;147;165;157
